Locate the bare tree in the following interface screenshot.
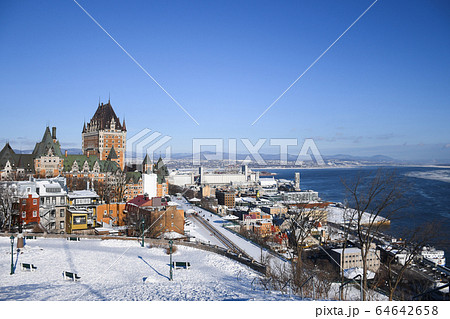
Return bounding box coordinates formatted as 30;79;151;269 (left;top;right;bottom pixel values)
287;203;327;266
93;173;116;203
112;172;127;202
342;169;408;300
384;222;443;300
337;204;358;300
0;183;18;231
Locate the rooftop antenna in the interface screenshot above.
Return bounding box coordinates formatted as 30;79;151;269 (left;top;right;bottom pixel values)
108;92;110;103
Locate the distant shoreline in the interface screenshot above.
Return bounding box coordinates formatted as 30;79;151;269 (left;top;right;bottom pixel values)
252;164;450;170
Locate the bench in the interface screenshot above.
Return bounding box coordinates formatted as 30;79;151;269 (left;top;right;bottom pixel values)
67;237;80;241
172;261;190;269
25;236;37;240
20;263;37;272
63;271;81;281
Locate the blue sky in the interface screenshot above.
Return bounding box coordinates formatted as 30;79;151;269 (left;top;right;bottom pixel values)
1;0;450;162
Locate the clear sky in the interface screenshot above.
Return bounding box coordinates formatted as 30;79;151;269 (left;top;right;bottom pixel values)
1;0;450;162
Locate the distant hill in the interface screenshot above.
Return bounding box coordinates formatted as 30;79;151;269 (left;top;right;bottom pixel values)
14;148;83;155
13;147;400;165
322;154;400;163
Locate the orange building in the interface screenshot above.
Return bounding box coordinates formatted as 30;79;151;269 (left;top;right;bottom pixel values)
96;203;127;226
19;193;40;225
144;205;185;238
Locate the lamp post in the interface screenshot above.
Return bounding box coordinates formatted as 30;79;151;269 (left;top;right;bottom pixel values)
169;239;173;281
10;235;14;275
141;218;145;247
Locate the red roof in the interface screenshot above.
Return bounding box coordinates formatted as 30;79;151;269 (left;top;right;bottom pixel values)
127;195;152;207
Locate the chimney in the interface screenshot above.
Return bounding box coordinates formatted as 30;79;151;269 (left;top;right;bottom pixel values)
52;127;56;140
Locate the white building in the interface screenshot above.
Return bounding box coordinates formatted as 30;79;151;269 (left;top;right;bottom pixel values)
36;179;67;232
330;246;381;272
142;173;158;198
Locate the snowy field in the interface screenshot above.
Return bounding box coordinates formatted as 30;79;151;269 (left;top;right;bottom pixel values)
0;236;296;301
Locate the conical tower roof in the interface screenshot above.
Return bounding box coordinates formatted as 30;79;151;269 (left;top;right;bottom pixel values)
107;146;119;160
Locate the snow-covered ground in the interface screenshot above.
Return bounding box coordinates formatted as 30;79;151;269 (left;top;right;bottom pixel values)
327;206;389;225
0;236;296;301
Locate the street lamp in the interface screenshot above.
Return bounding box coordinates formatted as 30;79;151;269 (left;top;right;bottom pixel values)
169;239;173;281
141;218;145;247
10;235;14;275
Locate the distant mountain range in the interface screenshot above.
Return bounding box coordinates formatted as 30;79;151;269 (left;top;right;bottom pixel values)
14;148;83;155
156;151;402;164
322;154;400;163
9;148;410;165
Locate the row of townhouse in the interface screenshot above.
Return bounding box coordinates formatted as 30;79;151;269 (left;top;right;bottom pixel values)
0;178;100;234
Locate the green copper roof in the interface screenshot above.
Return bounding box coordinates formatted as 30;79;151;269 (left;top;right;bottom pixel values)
32;126;63;157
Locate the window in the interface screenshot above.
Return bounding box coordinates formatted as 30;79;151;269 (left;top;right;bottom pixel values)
22;211;26;218
33;211;37;217
33;199;37;205
60;221;64;229
73;216;86;225
22;199;26;205
60;209;64;217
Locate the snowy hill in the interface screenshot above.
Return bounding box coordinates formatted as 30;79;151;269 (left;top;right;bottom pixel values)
0;237;296;301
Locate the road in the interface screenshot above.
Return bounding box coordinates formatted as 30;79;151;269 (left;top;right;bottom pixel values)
173;196;290;271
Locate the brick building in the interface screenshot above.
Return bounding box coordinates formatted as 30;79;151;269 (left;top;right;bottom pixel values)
216;190;236;207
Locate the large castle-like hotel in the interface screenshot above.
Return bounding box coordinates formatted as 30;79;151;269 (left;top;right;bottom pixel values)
82;100;126;170
0;100;168;201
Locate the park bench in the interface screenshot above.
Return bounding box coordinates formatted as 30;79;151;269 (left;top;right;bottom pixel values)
63;271;81;281
67;237;80;241
172;261;190;269
25;235;36;240
20;263;37;272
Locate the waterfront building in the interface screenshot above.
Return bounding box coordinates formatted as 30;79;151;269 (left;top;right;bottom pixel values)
281;190;320;203
330;246;381;272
